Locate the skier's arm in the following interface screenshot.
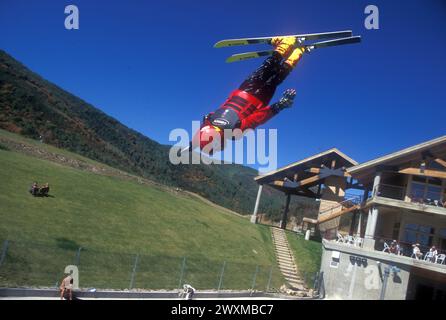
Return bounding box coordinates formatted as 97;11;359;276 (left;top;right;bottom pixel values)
240;89;296;130
270;88;296;114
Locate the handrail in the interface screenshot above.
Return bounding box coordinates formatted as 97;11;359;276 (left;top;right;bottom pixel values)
375;235;446;257
318;204;360;224
319;195;362;215
372;183;446;208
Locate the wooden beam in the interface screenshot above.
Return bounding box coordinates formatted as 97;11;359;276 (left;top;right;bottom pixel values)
305;167;351;177
434;158;446;169
295;174;326;188
271;174;324;189
270;180;298;188
303;217;318;224
318;205;360;224
399;167;446;179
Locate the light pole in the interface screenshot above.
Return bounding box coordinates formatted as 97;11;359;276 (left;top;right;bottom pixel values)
379;264;400;300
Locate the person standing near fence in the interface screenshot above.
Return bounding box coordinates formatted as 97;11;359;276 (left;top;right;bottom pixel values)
59;273;73;300
181;284;195;300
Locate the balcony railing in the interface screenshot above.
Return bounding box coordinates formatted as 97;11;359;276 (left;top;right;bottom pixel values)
370;184;446;209
374;236;446;265
332;235;446;265
375;184;405;201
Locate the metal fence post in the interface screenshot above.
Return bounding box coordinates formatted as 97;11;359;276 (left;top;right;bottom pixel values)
74;247;82;266
266;266;273;292
129;254;139;290
217;261;226;291
250;265;259;295
0;240;9;267
313;271;319;289
178;257;186;289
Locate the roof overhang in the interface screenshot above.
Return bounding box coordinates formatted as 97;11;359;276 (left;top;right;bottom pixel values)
347;135;446;182
255;148;357;197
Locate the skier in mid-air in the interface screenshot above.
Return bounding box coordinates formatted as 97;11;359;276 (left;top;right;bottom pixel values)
192;36;304;153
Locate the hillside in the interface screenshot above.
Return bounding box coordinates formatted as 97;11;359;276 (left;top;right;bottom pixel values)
0;49;317;219
0;132;288;290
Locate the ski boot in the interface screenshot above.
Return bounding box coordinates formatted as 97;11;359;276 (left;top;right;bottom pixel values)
271;36;296;58
285;47;305;68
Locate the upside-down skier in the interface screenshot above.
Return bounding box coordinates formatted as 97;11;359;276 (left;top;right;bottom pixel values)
192;36;304;154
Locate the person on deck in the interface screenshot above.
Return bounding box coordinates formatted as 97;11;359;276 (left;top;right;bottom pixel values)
412;243;423;260
427;246;438;262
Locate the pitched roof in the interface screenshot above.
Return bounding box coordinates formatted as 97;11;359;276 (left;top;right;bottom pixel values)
347;135;446;177
255;148;357;184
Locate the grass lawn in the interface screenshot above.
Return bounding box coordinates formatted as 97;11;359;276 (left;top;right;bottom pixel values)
286;231;322;287
0;141;283;290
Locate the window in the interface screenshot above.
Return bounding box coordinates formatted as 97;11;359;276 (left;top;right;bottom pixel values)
426;185;441;201
419;225;434;234
403;223;434;247
410;177;445;205
410;183;425;202
428;178;442;186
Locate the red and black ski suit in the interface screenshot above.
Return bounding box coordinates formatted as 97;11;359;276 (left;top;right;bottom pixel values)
204;52;293;131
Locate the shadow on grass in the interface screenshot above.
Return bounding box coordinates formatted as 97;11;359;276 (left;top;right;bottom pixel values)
55;238;81;251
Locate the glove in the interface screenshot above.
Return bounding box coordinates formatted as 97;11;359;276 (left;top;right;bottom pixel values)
279;88;296;108
271;88;296;113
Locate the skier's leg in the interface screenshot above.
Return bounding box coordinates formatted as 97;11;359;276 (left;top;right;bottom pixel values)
240;56;296;104
239;37;296;104
267;46;305;87
238;52;283;103
254;47;305;101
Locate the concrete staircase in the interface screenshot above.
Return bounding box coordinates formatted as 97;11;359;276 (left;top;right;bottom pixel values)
271;227;306;292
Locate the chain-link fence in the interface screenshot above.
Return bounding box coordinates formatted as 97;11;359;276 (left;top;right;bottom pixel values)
0;239;289;292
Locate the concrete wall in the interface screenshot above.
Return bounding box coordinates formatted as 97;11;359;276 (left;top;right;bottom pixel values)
319;241;411;300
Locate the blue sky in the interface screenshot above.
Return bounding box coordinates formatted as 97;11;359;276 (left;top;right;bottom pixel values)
1;0;445;169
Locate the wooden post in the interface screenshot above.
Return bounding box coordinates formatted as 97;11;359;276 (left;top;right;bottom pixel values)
349;211;357;236
280;194;291;229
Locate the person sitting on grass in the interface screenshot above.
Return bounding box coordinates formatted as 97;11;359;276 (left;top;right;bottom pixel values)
39;183;50;196
29;182;39;196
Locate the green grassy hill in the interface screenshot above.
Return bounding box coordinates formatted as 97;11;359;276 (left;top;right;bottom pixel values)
0;49;319;221
287;232;322;287
0;132;286;290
